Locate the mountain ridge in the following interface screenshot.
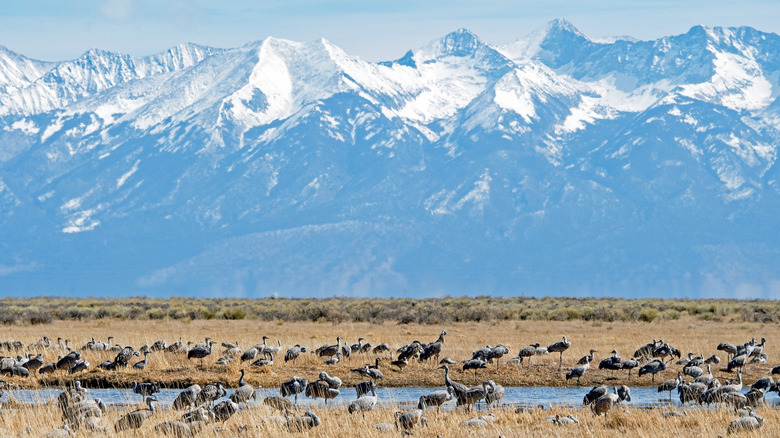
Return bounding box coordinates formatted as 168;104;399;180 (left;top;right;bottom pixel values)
1;20;779;298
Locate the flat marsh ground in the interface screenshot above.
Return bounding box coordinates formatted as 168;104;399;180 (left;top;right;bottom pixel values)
0;316;777;389
1;316;779;436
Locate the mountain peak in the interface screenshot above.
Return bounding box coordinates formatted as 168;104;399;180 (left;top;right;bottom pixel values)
420;28;487;59
546;18;584;37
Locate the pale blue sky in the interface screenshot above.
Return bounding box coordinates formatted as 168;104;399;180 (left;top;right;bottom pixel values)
0;0;778;62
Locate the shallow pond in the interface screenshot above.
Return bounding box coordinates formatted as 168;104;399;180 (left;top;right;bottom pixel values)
2;385;708;410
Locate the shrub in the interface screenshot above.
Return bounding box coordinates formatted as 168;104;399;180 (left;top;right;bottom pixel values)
638;308;658;323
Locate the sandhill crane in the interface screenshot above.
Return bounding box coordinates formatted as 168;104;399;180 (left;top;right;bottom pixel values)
132;351;149;370
462;358;487;383
728;354;747;373
390;353;409;372
210;400;239;424
350;338;365;353
638;359;667;384
305;380;340;406
287;411;321;432
229;369;257;404
634;339;658;358
658;372;681;401
263;395;293;412
317;337;342;358
440;364;468;399
617;384;631;402
678;378;707;405
195;382;226;407
131;381;160;399
22;354;44;372
223;342;241;358
165;337;183;353
676;352;694;366
566;356;590;385
395;395;427;434
324;351;341;365
704;354;721;364
456;382;488;411
181;406;213;424
592;390;619;417
187;341;213;369
341;340;351;362
280;376;308;403
69;360;89;375
424;388;452;412
621;356;641;379
599;350;623;375
727;411;764;434
737;338;756;357
552;414;579;425
694;364;714;385
364;364;383;381
518;343;540;365
487;344;510;370
720;373;743;393
348;387;377;415
653;341;681;363
751;337;766;357
485;380;504;408
419;330;447;363
265;339;283;357
154;420;197;437
576;349;597;365
284;345;306;364
251;351;274;367
114;396;157;432
56;351;81;371
319;371;342;389
547;336;571;369
751;375;774;392
193;337;211;349
373;343;391;355
583;385;608;405
150;339;167;352
356;380;377;398
172;384;201;410
683;363;703;378
718;342;738;361
241;347;259;363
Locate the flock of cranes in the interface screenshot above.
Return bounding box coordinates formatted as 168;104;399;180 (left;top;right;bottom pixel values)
0;331;775;435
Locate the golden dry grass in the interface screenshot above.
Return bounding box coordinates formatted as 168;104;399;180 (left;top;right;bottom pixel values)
0;315;776;389
1;316;778;436
0;399;776;437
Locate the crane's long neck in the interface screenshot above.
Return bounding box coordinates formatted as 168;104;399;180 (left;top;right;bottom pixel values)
239;369;245;386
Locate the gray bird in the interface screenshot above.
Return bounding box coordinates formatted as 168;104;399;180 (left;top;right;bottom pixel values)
547;336;571;369
172;384;201;410
287;411;321;432
281;376;308;402
114;396;157;432
566;356;591;385
348;387;377;415
187;341;213;369
229;369;257;404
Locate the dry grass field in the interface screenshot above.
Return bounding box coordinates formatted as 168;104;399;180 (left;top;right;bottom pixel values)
0;316;776;389
1;314;778;436
0;390;778;437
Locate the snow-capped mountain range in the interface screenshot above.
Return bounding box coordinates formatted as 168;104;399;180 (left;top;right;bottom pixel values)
2;19;779;298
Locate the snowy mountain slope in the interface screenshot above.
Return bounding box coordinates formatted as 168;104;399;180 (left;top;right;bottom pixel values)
1;21;780;298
